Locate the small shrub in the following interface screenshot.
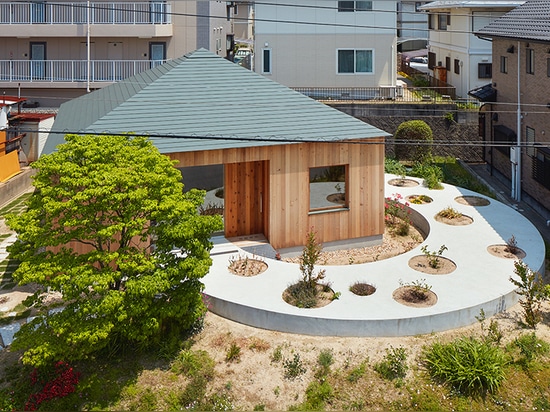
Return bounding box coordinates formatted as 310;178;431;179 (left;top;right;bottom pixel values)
198;202;224;216
409;194;432;204
384;193;411;232
226;342;241;363
411;162;443;189
283;353;307;380
394;120;433;163
420;245;448;269
510;332;550;367
476;309;503;345
399;278;432;301
316;349;334;378
303;380;334;410
171;349;215;380
437;206;462;219
347;361;367;383
384;157;407;177
423;337;508;396
271;345;283;363
505;235;519;254
509;260;546;328
374;346;408;382
300;229;326;290
349;281;376;296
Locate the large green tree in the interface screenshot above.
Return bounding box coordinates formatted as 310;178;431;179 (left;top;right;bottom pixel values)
7;134;222;366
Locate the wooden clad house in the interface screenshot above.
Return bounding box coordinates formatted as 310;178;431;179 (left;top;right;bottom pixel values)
45;49;389;250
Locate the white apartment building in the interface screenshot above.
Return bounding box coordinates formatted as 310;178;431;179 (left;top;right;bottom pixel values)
0;1;232;106
253;0;397;89
397;1;430;52
420;0;524;98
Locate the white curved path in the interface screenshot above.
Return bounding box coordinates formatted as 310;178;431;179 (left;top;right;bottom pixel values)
202;175;546;337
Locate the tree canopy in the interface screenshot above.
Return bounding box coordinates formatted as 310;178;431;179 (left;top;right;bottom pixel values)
7;134;223;366
394;120;433;163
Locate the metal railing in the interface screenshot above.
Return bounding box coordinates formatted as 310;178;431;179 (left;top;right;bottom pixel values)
293;86;463;103
0;59;167;83
0;2;171;24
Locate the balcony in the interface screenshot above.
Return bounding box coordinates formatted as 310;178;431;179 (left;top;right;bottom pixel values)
0;59;167;85
0;2;172;37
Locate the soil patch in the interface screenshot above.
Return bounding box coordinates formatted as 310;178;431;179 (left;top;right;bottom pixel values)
349;282;376;296
406;194;433;204
228;257;268;277
392;286;438;308
282;224;425;265
434;214;473;226
408;255;457;275
455;195;490;206
388;178;419;187
487;244;526;260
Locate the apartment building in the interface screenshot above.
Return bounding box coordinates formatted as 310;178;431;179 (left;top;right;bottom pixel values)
397;1;429;52
0;1;232;107
420;0;524;98
473;0;550;214
252;0;397;89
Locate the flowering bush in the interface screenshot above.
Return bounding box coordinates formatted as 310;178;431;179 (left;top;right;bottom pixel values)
384;193;411;235
25;361;80;411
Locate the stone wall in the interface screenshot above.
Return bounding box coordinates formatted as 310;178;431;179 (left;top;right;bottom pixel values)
327;103;483;163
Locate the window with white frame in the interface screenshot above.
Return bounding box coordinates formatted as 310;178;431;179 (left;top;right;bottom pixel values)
262;48;271;74
338;49;373;74
338;1;372;12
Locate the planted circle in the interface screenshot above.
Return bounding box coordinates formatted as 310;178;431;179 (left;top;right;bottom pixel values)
487;244;526;260
454;195;490;206
434;213;473;226
349;282;376;296
282;282;336;309
392;286;438;308
228;258;268;277
406;194;433;204
388;178;419;188
408;255;456;275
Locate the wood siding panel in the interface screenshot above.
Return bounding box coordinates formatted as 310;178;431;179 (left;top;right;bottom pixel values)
167;139;385;250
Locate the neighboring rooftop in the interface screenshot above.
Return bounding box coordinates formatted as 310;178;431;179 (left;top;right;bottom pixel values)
420;1;525;10
46;49;389;156
475;0;550;41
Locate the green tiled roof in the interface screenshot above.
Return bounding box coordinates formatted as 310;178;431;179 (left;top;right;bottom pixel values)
46;49;388;155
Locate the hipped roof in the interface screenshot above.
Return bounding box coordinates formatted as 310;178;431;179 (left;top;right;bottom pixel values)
46;49;388;155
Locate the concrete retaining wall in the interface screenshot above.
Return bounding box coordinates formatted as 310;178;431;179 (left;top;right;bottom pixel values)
0;168;35;208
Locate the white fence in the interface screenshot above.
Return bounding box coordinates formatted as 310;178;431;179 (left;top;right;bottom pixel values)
0;2;171;24
0;60;167;82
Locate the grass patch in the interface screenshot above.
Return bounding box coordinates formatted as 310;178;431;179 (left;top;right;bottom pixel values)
0;192;33;218
433;157;495;198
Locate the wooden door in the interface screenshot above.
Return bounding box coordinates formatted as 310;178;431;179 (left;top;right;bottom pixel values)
224;161;268;237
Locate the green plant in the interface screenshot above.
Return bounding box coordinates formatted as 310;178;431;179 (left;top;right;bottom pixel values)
253;403;266;411
505;235;519;255
384;157;407;178
374;346;408;383
399;278;432;301
420;245;448;269
283;353;306;380
384;193;411;232
347;361;367;383
437;206;462;219
423;337;508;396
171;349;215;380
316;349;334;378
409;194;432;204
226;342;241;363
443;112;456;123
411;162;443;189
198;202;224;216
509;260;546;328
271;345;283;363
302;380;334;410
299;229;326;290
510;332;550;367
394;120;433;163
476;309;503;345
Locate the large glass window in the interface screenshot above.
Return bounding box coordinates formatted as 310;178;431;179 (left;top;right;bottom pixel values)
338;49;373;73
338;1;372;12
309;165;348;212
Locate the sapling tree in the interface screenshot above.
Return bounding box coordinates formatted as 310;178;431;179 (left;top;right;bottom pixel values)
300;229;326;290
509;260;546;328
6;134;223;366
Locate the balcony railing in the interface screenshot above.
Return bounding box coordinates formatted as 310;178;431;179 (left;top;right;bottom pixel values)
0;2;171;24
0;60;167;83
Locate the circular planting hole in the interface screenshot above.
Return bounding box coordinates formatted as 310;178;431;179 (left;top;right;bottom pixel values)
349;282;376;296
454;195;490;206
487;244;526;260
435;208;473;226
388;178;419;188
406;194;433;204
393;286;438;308
228;256;268;277
408;255;457;275
326;193;346;205
282;282;337;309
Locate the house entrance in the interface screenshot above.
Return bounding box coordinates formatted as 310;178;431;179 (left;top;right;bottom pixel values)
224;161;268;238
